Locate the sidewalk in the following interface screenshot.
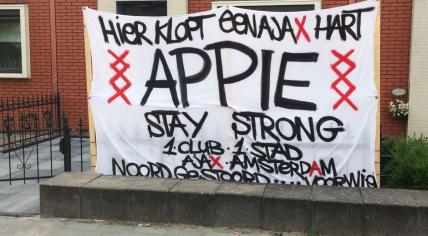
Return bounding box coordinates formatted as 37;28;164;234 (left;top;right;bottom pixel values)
0;181;39;216
0;138;90;215
0;216;301;236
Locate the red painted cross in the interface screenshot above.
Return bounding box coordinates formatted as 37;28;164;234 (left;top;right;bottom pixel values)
294;16;311;42
107;49;132;105
330;49;358;111
209;155;224;170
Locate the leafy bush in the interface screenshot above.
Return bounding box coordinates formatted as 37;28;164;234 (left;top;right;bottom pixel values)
384;136;428;190
380;137;395;155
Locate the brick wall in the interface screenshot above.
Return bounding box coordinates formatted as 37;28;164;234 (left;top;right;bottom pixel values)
187;0;413;137
378;0;412;137
322;0;350;8
55;0;96;128
0;0;96;129
0;0;53;100
188;0;211;13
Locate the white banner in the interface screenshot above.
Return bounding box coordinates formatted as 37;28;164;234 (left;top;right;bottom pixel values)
84;0;378;187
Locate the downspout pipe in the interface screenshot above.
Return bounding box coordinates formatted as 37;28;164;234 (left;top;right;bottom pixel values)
49;0;58;93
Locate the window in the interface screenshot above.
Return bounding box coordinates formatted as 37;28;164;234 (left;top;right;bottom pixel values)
212;0;321;11
99;0;186;17
116;0;167;16
0;5;30;78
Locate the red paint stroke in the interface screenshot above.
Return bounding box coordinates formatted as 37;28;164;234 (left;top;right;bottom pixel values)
330;49;358;111
209;155;224;170
295;16;311;42
309;160;324;177
107;49;132;105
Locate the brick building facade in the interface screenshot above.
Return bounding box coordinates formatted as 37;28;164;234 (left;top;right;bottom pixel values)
0;0;96;129
0;0;414;136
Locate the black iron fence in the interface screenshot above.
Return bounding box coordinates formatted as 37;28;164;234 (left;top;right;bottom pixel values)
0;94;61;152
60;117;89;173
0;94;89;185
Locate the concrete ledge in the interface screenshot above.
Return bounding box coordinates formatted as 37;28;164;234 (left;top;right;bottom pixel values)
215;182;265;228
81;175;179;223
40;173;428;235
40;172;100;218
262;184;311;232
361;188;427;236
170;179;221;226
312;186;363;236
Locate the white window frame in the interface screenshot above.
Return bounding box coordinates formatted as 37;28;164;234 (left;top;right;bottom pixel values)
212;0;321;10
0;4;31;79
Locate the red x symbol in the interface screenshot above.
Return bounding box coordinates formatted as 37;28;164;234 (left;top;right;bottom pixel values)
331;49;358;111
107;49;132;105
209;155;223;170
295;16;311;42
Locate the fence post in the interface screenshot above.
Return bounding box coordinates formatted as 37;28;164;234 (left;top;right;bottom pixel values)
63;114;71;172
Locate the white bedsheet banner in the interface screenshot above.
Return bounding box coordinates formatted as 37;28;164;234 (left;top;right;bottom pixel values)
84;0;378;187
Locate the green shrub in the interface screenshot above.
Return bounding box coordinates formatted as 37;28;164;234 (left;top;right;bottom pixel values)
384;136;428;190
380;137;395;155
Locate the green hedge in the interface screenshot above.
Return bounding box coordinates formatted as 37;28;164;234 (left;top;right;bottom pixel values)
384;136;428;190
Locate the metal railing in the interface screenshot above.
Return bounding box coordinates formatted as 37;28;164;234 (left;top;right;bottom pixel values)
0;94;89;185
0;94;61;152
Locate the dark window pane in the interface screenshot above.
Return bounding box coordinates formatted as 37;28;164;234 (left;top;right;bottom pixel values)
237;5;314;12
0;9;20;21
117;1;167;16
0;43;22;73
0;9;22;73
